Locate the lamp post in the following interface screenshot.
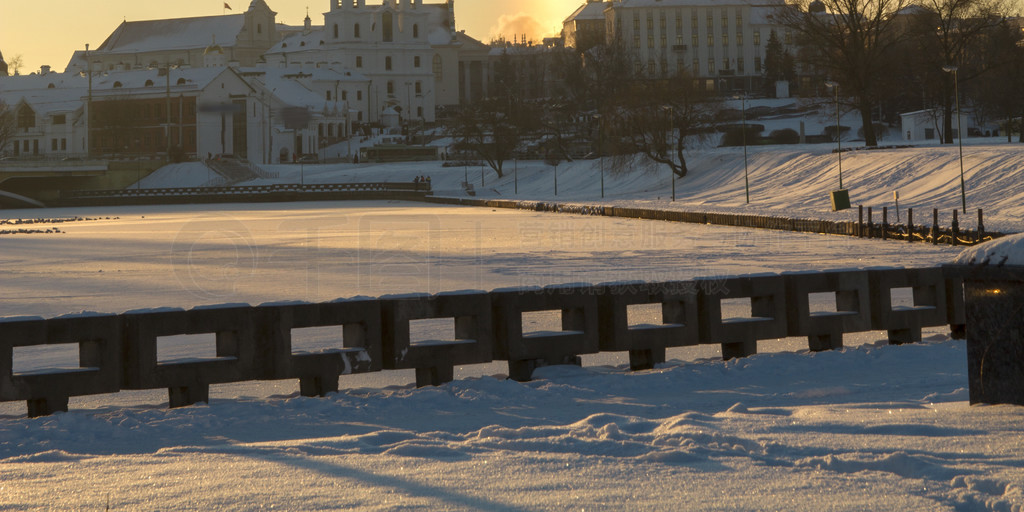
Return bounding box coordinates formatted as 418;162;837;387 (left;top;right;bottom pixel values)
738;93;749;204
942;65;967;214
824;81;843;190
661;105;675;201
593;113;604;199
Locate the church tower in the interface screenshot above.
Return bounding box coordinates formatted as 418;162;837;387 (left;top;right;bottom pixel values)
235;0;279;64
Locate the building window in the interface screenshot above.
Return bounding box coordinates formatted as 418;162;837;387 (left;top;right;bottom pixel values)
722;58;729;71
754;56;762;73
354;23;361;38
53;114;66;125
342;91;348;101
258;24;262;34
61;139;66;150
738;57;744;73
633;13;640;31
737;32;743;45
327;91;332;100
417;107;423;117
754;29;761;45
648;35;654;48
356;56;363;68
334;24;339;38
382;12;394;42
634;61;642;75
723;34;729;46
415;81;422;94
51;139;58;151
661;34;667;48
432;54;442;79
387;81;394;95
357;91;362;100
708;33;714;46
634;35;641;49
414;56;421;67
385;56;392;70
692;33;699;47
413;24;419;38
708;60;715;74
648;59;656;75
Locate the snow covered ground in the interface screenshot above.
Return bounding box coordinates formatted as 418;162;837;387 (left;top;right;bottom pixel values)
3;137;1023;510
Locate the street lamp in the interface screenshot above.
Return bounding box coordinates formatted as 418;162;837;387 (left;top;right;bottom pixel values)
593;113;604;199
736;93;750;204
824;81;843;190
824;81;850;211
661;105;675;201
942;65;967;214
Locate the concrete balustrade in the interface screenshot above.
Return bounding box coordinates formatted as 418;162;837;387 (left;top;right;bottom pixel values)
0;313;122;417
0;268;970;417
491;284;600;382
121;304;259;408
783;270;871;351
253;298;381;397
596;281;699;371
380;291;493;387
696;274;788;359
867;267;948;345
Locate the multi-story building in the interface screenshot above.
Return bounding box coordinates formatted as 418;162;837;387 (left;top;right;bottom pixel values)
567;0;791;93
64;0;282;73
261;0;462;124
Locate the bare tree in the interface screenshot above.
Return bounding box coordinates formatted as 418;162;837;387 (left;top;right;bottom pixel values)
7;54;24;76
447;100;521;178
910;0;1007;143
775;0;910;146
610;72;720;179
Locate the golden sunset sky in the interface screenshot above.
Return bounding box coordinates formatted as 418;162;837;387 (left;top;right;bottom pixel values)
0;0;583;74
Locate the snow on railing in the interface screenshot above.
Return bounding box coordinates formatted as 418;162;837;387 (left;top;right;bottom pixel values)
0;268;965;417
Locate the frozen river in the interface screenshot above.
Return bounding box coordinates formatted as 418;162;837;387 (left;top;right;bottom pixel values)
1;200;962;400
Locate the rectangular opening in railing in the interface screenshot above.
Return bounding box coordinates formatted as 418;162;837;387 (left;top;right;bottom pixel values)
890;287;916;310
157;333;227;364
13;343;84;375
409;317;458;344
290;326;346;354
720;297;754;322
808;292;839;314
627;303;664;328
522;310;567;337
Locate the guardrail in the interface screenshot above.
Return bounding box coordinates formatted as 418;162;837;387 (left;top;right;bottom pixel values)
422;197;1004;247
1;267;965;417
57;182;433;206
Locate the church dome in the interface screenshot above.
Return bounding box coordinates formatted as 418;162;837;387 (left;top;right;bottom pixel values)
808;0;827;13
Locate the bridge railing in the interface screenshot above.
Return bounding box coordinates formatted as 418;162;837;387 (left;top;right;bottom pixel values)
1;267;965;417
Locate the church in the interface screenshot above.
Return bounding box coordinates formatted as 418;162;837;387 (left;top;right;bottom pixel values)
63;0;485;125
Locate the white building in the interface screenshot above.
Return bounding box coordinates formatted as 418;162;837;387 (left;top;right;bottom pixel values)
0;71;89;158
579;0;790;92
262;0;459;124
900;109;998;142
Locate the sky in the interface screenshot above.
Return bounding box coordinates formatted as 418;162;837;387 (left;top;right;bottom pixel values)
0;0;583;75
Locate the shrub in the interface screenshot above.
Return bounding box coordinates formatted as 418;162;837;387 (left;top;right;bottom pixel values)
768;128;799;145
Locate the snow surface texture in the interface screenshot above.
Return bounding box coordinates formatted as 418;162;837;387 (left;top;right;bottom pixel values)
3;139;1024;511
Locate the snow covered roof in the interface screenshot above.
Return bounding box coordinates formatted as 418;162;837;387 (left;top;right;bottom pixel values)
610;0;786;7
96;15;246;54
563;1;610;25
